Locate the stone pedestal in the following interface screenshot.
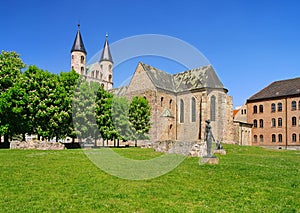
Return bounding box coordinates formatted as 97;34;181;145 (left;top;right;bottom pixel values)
213;149;227;155
199;156;219;165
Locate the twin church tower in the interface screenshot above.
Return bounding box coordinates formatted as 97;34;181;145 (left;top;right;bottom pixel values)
70;24;113;90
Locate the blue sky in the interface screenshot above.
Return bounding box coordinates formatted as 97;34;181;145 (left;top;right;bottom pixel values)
1;0;300;107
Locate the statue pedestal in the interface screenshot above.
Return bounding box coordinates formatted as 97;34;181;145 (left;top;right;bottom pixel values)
199;156;219;165
213;149;227;155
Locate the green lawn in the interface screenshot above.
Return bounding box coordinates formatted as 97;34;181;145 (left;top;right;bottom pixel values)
0;145;299;212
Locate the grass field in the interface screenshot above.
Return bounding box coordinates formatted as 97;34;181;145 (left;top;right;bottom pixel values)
0;145;299;212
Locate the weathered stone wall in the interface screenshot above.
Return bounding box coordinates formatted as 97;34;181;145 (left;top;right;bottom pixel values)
10;141;65;150
139;140;207;157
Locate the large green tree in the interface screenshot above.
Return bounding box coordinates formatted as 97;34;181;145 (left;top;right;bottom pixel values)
18;66;54;139
72;78;99;143
0;51;25;143
111;96;133;143
129;96;151;146
56;70;79;141
95;86;116;144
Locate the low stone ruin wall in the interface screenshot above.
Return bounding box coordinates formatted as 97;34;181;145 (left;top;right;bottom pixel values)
140;140;208;157
10;140;65;150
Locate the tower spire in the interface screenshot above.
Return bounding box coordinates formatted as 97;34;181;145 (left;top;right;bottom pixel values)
100;34;113;63
71;24;86;54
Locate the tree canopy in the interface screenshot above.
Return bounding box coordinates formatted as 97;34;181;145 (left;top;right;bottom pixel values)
0;50;152;146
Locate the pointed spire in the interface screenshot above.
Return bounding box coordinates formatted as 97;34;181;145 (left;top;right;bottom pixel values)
100;34;113;63
71;24;87;54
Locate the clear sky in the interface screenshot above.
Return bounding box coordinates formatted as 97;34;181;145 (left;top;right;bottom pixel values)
1;0;300;107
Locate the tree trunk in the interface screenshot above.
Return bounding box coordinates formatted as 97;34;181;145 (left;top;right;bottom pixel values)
4;134;9;143
135;139;137;147
22;133;26;141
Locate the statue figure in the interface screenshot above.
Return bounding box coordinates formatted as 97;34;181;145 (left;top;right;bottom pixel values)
204;119;215;157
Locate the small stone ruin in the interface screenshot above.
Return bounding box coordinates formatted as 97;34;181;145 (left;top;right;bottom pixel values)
10;140;65;150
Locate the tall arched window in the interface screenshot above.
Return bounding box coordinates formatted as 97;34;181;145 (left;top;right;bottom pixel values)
259;119;264;128
278;134;282;142
253;119;257;128
180;99;184;123
278;118;282;127
210;96;216;121
160;97;164;107
271;118;276;127
292;116;297;126
169;99;172;109
253;105;258;114
278;103;282;111
109;74;112;82
253;135;258;143
271;103;276;112
81;67;84;75
292;133;297;142
259;105;264;113
259;135;264;143
272;134;276;142
191;97;196;122
81;56;85;64
292;101;296;110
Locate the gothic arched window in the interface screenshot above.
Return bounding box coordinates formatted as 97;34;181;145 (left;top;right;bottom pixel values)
210;95;216;121
180;99;184;123
191;97;196;122
169;99;172;109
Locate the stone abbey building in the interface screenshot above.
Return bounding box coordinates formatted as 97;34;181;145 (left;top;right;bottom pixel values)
70;26;235;143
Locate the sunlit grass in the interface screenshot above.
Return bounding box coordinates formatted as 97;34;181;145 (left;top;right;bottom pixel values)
0;145;299;212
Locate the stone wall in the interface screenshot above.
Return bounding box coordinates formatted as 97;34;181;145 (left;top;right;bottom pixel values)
139;140;207;157
10;141;65;150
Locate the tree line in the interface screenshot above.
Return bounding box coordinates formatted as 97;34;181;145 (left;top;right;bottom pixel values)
0;51;151;145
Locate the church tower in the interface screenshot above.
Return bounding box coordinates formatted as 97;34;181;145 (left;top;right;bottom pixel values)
99;34;113;90
70;24;87;75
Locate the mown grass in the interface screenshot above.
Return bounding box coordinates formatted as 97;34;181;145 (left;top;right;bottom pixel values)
0;145;299;212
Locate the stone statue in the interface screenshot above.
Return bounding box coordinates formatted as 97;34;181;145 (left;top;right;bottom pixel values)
204;119;215;157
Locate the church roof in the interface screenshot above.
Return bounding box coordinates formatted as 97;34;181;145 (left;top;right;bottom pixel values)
139;62;225;93
140;63;175;92
247;77;300;102
71;25;87;54
174;65;224;92
100;35;113;63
